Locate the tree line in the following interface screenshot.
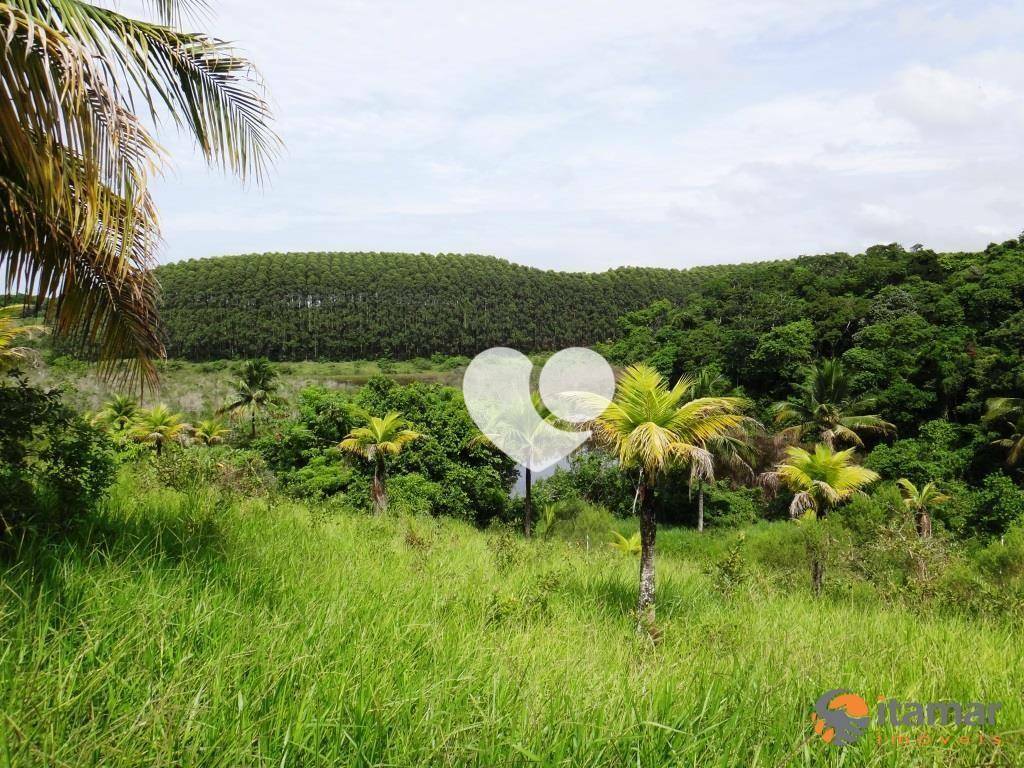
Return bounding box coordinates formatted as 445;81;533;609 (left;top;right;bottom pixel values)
155;241;1024;397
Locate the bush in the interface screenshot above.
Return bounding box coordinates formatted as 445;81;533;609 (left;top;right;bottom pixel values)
283;453;356;500
0;378;115;531
532;452;636;517
968;473;1024;537
700;483;762;528
153;447;219;494
388;472;443;516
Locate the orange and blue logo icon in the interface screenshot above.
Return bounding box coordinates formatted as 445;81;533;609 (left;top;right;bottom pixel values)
811;689;871;746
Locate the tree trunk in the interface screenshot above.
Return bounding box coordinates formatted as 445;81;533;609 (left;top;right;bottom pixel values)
523;466;533;538
697;483;704;533
811;558;824;596
155;439;162;457
371;460;388;515
637;482;657;628
250;411;256;437
915;510;932;538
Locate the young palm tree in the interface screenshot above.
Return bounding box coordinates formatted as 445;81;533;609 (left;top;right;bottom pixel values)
896;478;949;538
0;305;47;372
92;394;138;433
221;363;281;437
983;398;1024;467
339;412;422;514
1;1;277;383
131;405;188;456
588;364;748;625
771;359;895;448
768;444;879;593
193;418;230;447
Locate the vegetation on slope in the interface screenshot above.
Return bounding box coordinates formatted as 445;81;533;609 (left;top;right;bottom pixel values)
155;240;1024;385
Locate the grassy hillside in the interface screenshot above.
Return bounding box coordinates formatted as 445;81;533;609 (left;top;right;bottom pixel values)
1;472;1020;767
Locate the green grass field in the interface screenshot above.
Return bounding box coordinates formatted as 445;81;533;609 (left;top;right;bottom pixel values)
1;473;1020;767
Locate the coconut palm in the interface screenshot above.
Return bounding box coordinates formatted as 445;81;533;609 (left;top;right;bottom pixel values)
983;397;1024;467
193;417;230;447
339;412;422;514
221;362;281;437
131;404;188;456
0;305;47;372
767;444;879;594
693;432;758;532
685;366;760;532
0;0;277;383
588;364;748;625
896;479;949;538
92;394;138;433
771;359;895;448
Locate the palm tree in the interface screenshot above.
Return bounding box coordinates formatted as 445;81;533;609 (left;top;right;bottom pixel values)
768;444;879;594
771;359;894;448
896;479;949;538
0;305;47;372
131;404;188;456
1;1;277;383
687;366;759;532
92;394;138;433
984;397;1024;467
339;412;422;514
588;364;747;626
221;362;281;437
239;358;277;391
193;418;230;447
694;432;757;532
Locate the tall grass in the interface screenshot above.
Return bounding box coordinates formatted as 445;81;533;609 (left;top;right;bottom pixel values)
0;476;1020;766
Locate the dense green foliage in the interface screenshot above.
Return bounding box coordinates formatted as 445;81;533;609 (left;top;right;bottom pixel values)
255;377;518;522
0;377;115;531
156;242;1024;383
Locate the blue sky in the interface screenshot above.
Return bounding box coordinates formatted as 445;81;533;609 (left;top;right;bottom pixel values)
146;0;1024;270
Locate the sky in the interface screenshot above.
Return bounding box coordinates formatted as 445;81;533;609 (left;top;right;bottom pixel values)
142;0;1024;271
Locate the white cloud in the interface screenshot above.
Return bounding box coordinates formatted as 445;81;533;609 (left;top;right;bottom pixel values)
128;0;1024;269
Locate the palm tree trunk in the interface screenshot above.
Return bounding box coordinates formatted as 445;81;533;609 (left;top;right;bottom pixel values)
811;559;824;596
371;459;388;515
915;511;932;538
250;410;256;437
697;482;704;532
523;466;533;538
637;482;657;628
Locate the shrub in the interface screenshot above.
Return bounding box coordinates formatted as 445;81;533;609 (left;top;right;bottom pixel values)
388;473;443;516
969;473;1024;537
700;483;761;528
283;453;356;500
975;521;1024;585
0;378;115;531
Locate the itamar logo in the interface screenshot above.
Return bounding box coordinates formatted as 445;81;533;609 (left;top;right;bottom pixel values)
811;690;1005;748
812;689;871;746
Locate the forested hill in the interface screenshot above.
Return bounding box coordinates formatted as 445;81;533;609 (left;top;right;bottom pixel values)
155;241;1024;368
